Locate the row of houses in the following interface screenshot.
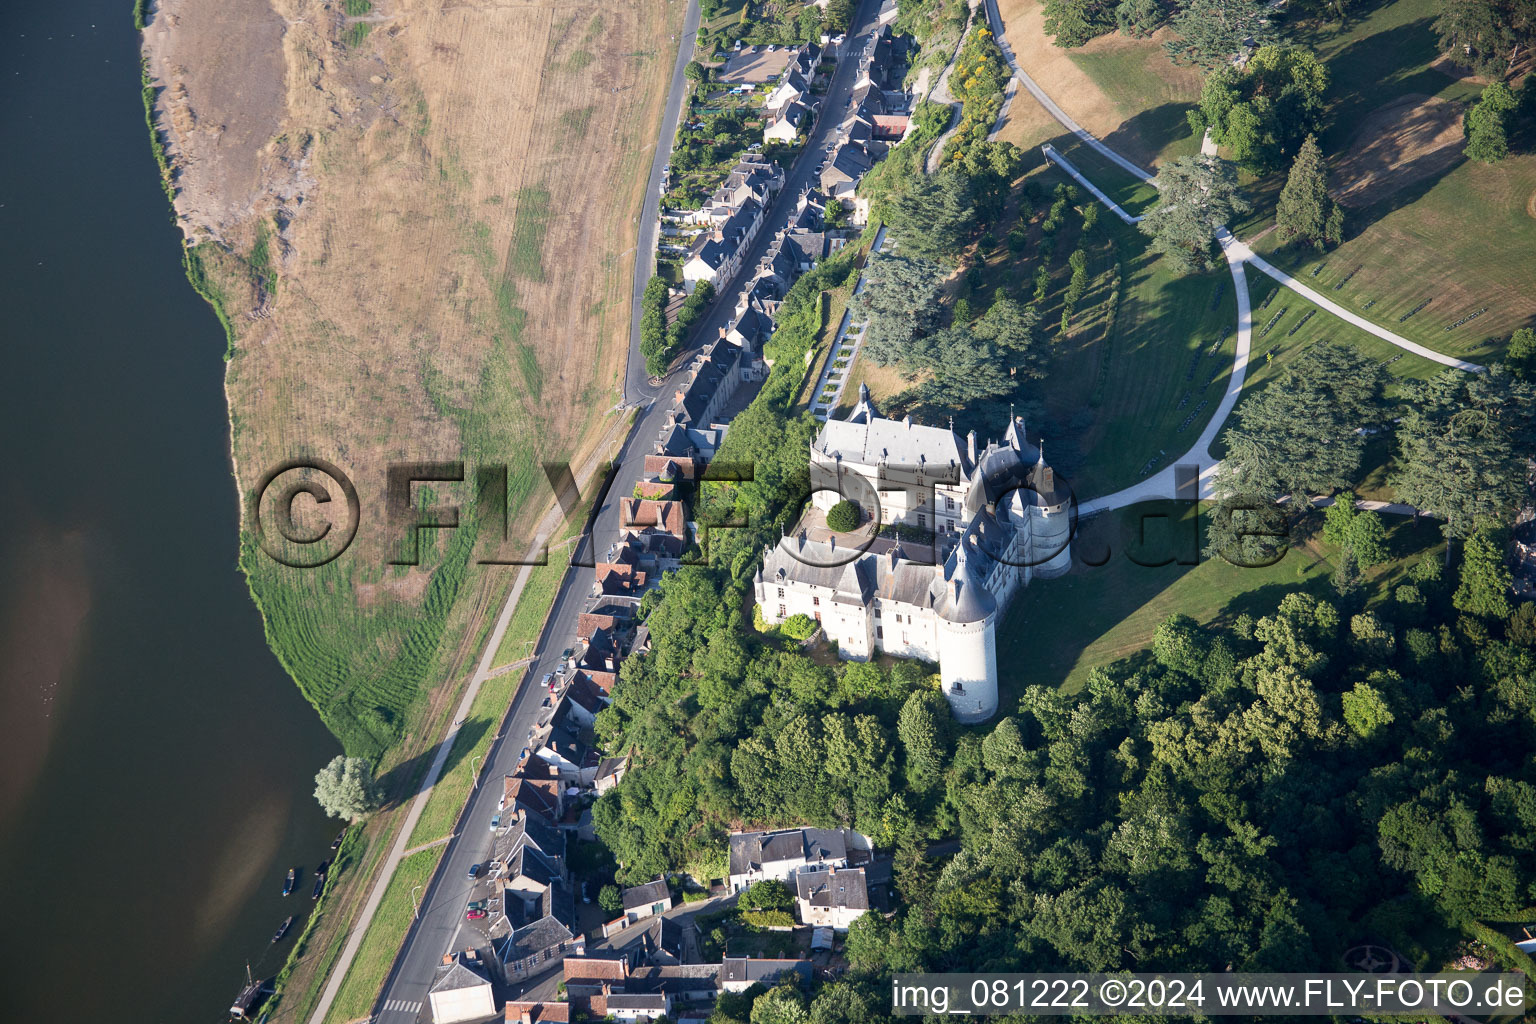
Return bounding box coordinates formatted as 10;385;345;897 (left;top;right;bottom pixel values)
682;153;783;292
492;956;811;1023
819;25;910;219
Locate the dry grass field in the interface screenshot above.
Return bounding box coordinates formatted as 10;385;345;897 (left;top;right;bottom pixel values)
992;0;1202;166
145;0;681;758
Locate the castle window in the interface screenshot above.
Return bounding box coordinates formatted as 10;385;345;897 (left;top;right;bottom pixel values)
876;627;883;639
946;496;954;509
777;587;785;599
778;604;787;617
813;596;820;607
917;514;926;528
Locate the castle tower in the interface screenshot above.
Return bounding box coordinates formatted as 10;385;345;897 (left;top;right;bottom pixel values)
1030;443;1073;579
933;542;999;723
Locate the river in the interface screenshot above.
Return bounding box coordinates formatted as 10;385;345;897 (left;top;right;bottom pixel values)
0;3;342;1021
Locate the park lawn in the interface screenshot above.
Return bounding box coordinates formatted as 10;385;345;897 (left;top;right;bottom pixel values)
1248;155;1536;364
1231;0;1535;358
324;847;444;1024
1294;0;1483;155
1065;31;1204;165
995;500;1445;705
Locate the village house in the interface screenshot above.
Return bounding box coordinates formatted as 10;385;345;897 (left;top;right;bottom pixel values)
594;754;630;795
720;957;813;994
727;826;859;891
794;865;869;930
503;1000;570;1023
428;950;496;1024
621;878;673;925
764;99;811;143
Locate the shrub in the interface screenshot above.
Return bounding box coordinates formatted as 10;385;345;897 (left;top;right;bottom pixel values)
744;878;794;910
742;909;796;929
780;613;818;641
824;499;861;532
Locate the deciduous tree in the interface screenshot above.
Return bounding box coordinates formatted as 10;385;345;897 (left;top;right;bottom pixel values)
1464;80;1517;163
313;755;381;821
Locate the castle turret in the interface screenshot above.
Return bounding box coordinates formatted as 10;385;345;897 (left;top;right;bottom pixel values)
932;542;999;723
1029;443;1072;579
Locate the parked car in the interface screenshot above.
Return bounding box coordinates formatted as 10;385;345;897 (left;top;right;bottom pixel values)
489;814;501;831
561;647;574;661
555;664;568;676
467;899;488;912
466;909;488;921
520;746;531;761
541;672;554;688
467;863;482;880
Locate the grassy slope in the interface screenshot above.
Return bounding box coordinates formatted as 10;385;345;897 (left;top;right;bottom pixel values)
996;501;1446;702
324;847;444;1024
1065;34;1204;164
1233;0;1536;359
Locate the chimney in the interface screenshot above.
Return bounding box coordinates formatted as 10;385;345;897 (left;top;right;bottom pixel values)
903;414;911;429
442;954;454;966
967;430;977;463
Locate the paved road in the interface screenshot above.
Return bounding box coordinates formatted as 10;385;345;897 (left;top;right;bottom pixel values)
624;0;704;402
368;3;887;1021
680;0;887;352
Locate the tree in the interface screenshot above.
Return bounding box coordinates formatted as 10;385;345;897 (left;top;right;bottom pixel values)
1196;48;1330;172
1434;0;1533;78
914;333;1016;405
1166;0;1278;69
824;0;855;34
825;499;861;532
882;169;976;264
1043;0;1116;46
855;253;946;366
1348;509;1389;568
1390;367;1536;540
898;689;952;789
1139;155;1249;272
598;883;625;914
1507;328;1536;380
1217;343;1386;508
744;878;793;910
684;59;705;83
797;4;823;43
313;755;381;821
972;295;1044;377
1465;80;1517;163
1341;681;1395;739
1275;135;1344;249
1117;0;1166;36
753;982;810;1024
1454;525;1514;619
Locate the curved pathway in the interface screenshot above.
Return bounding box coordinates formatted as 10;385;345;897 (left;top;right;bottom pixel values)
981;0;1483;375
924;1;979;173
978;0;1483;516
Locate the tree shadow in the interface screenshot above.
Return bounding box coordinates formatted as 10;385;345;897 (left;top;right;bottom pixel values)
1101;101;1199;169
1331;151;1465;239
376;715;490;810
1317;18;1447;152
